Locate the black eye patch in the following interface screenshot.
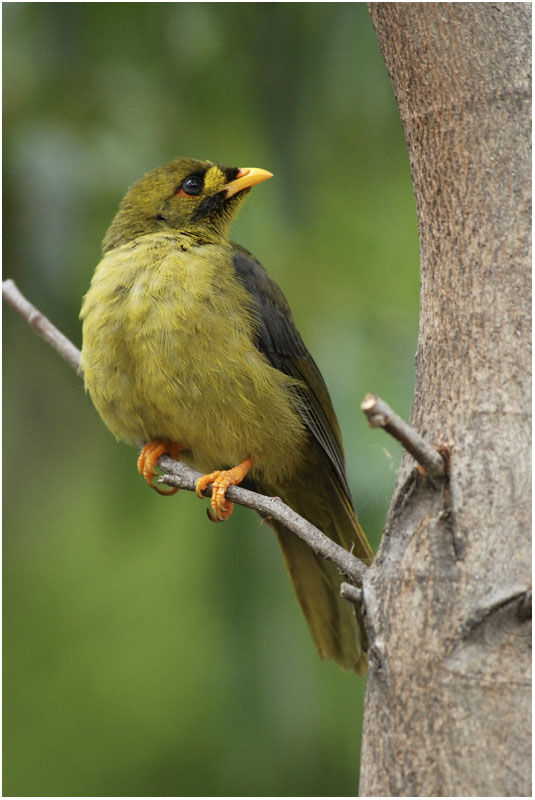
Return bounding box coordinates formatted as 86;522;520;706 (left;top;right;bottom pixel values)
179;174;204;196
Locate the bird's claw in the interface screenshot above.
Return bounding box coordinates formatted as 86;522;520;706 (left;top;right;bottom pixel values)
195;457;253;521
137;440;184;495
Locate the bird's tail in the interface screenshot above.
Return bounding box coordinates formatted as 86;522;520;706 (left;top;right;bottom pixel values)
264;471;373;674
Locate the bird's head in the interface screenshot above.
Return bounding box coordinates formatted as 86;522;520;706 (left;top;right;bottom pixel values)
102;157;273;252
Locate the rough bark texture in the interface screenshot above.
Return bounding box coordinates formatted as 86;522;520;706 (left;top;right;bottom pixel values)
360;4;531;796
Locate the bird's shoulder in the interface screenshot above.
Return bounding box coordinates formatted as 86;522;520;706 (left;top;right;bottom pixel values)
230;244;307;358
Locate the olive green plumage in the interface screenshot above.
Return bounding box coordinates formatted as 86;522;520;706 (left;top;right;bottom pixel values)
81;157;373;673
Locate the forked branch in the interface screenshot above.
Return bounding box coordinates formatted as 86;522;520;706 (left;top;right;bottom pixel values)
4;279;448;586
4;279;448;585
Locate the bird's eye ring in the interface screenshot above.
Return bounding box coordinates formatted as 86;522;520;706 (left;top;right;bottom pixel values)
178;174;204;197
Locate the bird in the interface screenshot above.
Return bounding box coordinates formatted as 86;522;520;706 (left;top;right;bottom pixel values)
80;157;373;673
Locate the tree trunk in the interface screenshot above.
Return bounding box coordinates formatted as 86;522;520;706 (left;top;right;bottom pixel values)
360;4;531;796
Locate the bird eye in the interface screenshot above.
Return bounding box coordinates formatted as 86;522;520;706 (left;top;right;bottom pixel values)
178;174;204;197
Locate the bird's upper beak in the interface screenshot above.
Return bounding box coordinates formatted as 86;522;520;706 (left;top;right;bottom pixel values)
223;167;273;198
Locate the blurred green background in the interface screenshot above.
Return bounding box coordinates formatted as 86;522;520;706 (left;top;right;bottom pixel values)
3;3;418;796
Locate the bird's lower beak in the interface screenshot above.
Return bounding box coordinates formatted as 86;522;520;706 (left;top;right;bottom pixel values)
223;167;273;198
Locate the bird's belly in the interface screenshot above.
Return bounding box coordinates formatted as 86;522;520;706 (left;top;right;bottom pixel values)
81;247;306;483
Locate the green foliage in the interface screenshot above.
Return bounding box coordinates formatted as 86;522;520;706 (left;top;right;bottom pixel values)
3;3;418;796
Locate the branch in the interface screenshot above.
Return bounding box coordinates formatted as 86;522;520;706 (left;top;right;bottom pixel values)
361;392;446;479
3;278;367;586
158;456;366;584
3;279;82;374
340;581;364;609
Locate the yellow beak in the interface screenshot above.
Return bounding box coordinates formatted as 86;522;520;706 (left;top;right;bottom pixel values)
223;167;273;198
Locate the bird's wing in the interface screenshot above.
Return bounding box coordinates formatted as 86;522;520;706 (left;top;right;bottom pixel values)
231;245;354;507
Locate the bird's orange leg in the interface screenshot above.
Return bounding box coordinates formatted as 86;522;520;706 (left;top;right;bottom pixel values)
195;457;254;521
137;441;185;496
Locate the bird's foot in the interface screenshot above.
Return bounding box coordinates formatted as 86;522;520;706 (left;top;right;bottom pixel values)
137;441;185;495
195;457;254;521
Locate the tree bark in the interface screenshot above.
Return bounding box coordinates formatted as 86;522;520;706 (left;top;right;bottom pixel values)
360;4;531;796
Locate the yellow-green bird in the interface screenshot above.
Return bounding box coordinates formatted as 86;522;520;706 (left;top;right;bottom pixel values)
81;158;373;673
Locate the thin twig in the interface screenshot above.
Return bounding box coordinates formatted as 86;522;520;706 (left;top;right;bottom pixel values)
3;278;368;586
340;581;364;609
3;279;82;374
157;457;366;585
361;392;446;479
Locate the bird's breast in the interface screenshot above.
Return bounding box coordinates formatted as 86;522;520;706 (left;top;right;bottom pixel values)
81;235;306;482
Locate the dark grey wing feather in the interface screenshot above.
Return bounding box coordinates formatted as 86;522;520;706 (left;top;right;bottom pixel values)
232;246;354;506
